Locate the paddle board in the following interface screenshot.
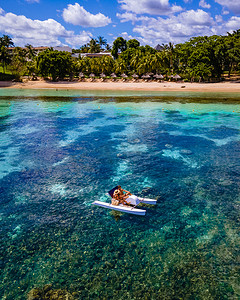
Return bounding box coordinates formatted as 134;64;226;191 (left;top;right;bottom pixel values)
92;200;146;216
137;197;157;205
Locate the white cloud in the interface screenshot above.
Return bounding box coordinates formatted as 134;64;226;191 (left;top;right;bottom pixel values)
199;0;211;9
180;9;213;25
0;11;92;47
65;31;92;48
120;32;133;40
0;7;4;15
117;0;182;15
127;10;215;45
222;9;230;15
62;3;111;27
214;0;240;14
215;15;223;23
116;12;150;23
225;16;240;30
116;12;138;23
117;4;240;47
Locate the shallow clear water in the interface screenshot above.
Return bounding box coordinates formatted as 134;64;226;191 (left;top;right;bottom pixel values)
0;91;239;299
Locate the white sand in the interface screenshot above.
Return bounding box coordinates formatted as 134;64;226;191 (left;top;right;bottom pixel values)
1;79;240;93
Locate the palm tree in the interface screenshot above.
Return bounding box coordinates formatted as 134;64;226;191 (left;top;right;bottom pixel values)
137;54;157;75
89;57;100;75
130;49;144;73
25;44;36;60
0;35;14;47
97;36;107;50
99;56;115;75
0;46;11;73
88;39;101;53
162;42;174;71
159;42;175;72
115;57;127;74
106;44;111;52
0;35;14;73
10;47;27;80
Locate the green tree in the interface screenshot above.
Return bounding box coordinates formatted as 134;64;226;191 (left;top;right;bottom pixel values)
224;31;240;77
136;54;158;75
115;56;128;74
97;36;107;49
127;39;140;49
0;46;11;73
25;44;37;60
88;38;101;53
0;35;14;73
119;48;137;70
0;35;14;47
99;56;115;75
37;49;73;81
79;44;90;53
10;47;27;80
176;35;225;81
130;49;144;73
76;57;91;75
89;57;101;74
106;44;112;51
111;37;127;59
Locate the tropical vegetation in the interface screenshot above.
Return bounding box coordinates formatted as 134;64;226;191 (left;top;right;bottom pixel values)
0;30;240;82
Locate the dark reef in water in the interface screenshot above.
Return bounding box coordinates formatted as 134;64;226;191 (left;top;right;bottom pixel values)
27;284;78;300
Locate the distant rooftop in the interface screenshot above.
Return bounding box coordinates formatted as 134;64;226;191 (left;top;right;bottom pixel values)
7;46;72;53
80;52;112;58
53;46;72;53
155;44;163;51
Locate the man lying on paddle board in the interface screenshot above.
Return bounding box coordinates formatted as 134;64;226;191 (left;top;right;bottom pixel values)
113;185;140;206
92;186;156;215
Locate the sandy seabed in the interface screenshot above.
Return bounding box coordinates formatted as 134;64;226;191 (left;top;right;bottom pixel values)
0;79;240;93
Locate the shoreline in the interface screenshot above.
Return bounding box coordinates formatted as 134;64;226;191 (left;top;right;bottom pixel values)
0;79;240;93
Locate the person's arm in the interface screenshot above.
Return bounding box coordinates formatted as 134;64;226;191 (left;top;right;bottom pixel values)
122;189;132;195
123;199;131;205
122;194;130;200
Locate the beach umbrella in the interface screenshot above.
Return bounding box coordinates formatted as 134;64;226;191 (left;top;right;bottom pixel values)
111;73;117;81
153;74;164;79
89;73;95;81
142;74;151;79
132;74;139;78
147;72;154;76
173;74;181;80
100;73;106;81
79;72;85;78
121;73;128;81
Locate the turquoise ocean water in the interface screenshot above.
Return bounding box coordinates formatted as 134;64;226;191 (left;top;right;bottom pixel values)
0;89;239;299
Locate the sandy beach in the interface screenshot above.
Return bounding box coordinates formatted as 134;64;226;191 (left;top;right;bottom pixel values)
1;79;240;93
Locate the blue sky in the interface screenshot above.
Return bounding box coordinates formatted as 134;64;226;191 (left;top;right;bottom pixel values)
0;0;240;48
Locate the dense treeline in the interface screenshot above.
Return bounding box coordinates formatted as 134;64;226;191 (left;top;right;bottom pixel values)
0;30;240;82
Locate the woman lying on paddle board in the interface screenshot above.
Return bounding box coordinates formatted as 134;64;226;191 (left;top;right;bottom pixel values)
92;186;157;215
113;189;130;205
113;186;140;206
